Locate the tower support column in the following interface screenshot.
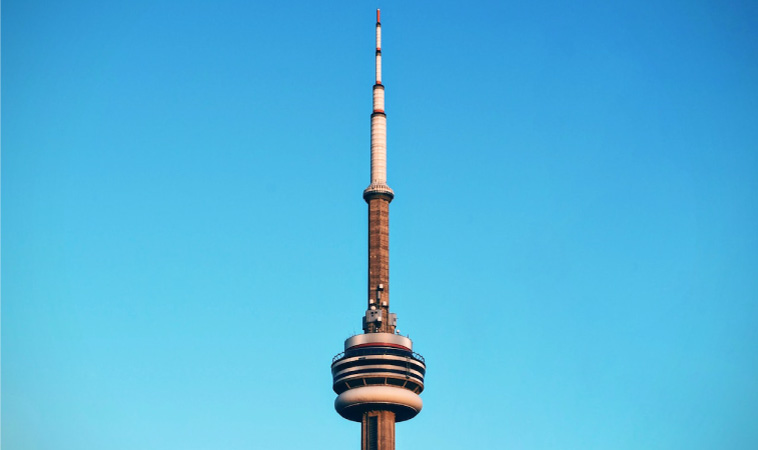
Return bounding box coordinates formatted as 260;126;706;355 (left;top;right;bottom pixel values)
361;410;396;450
365;194;393;333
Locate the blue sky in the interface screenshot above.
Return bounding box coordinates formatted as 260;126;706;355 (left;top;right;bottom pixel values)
3;1;757;449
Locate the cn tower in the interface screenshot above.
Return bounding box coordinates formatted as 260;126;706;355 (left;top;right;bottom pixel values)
331;10;426;450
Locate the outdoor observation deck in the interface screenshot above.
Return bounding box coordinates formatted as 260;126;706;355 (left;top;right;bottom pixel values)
331;333;425;422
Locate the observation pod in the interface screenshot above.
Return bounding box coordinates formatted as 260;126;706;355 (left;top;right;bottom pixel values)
331;333;425;422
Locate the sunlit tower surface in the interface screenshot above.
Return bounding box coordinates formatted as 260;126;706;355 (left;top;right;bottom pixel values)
330;10;426;450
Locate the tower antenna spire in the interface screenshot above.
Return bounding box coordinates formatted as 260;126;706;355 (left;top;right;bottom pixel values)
366;8;390;196
364;6;392;330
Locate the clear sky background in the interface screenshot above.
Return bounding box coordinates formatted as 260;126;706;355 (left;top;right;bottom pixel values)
3;1;757;449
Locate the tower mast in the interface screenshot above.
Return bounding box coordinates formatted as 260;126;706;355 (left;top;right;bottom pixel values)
363;8;395;334
331;10;426;450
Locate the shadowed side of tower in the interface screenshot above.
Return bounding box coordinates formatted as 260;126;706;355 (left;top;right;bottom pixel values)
331;10;425;450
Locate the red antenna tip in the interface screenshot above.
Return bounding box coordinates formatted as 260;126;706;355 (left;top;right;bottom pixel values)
377;9;381;23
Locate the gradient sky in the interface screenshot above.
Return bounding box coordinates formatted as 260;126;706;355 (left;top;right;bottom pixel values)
3;1;757;449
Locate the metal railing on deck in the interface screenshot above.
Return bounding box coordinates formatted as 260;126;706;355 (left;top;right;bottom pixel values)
332;349;425;365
